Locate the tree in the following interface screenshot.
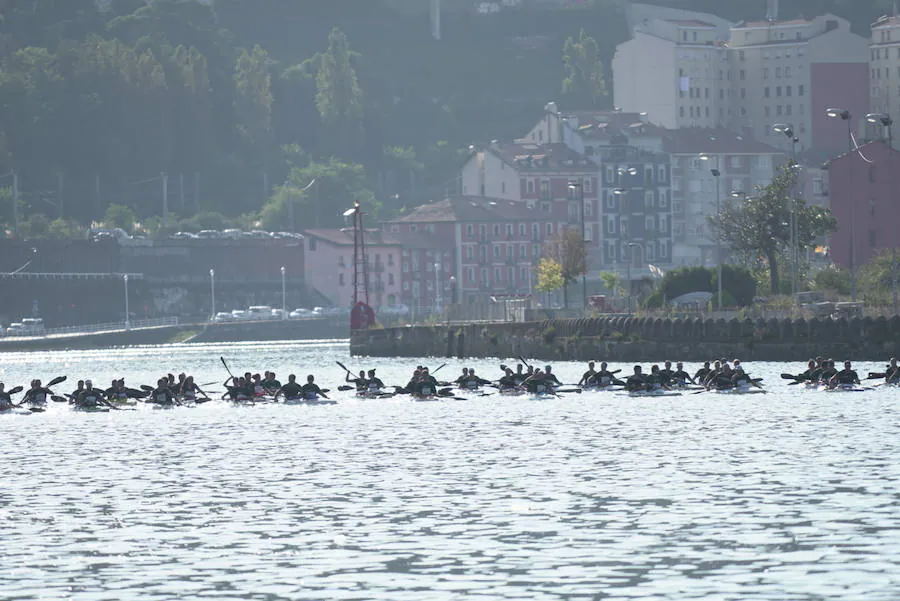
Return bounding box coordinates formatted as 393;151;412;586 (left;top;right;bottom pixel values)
315;28;364;158
708;160;836;294
104;204;136;232
561;29;608;109
858;250;900;304
540;228;587;308
535;257;565;300
234;45;273;159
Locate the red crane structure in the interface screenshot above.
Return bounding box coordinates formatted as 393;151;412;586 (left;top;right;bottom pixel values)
344;201;377;330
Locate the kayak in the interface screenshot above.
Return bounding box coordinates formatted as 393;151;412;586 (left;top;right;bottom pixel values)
498;388;526;396
283;398;337;406
0;407;34;416
72;404;110;413
821;384;867;393
627;389;682;398
713;387;766;395
356;389;386;399
582;385;624;393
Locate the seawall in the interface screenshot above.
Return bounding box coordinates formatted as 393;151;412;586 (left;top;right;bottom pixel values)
0;319;348;352
350;316;900;362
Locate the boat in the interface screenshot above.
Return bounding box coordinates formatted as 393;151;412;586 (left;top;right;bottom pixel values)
713;386;767;395
72;404;110;413
626;389;683;398
282;397;337;406
355;388;388;399
820;384;867;393
498;387;526;396
0;407;34;416
582;385;624;393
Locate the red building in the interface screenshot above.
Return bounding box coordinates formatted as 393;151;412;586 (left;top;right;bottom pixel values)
383;196;568;308
825;140;900;269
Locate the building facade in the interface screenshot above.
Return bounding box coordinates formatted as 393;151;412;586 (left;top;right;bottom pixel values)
825;140;900;270
302;229;403;309
613;11;870;154
870;15;900;124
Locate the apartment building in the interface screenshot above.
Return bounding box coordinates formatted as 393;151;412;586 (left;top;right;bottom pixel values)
730;14;869;154
665;129;784;266
613;11;869;154
612;18;730;130
384;196;564;305
870;15;900;124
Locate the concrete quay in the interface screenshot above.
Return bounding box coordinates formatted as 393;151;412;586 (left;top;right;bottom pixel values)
350;316;900;362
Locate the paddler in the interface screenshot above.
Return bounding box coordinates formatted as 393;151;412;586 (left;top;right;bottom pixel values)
818;359;838;384
660;361;675;382
543;366;562;387
224;376;252;401
415;367;439;396
625;366;648;392
589;361;621;388
346;369;368;392
497;367;518;390
829;361;860;388
512;364;527;386
522;368;552;394
75;380;105;408
454;368;470;385
578;361;597;387
300;375;328;400
262;371;282;394
886;358;900;384
671;362;694;386
694;361;712;384
275;374;303;401
68;380;85;403
458;368;490;390
179;376;205;401
249;373;267;398
365;369;385;391
646;365;672;391
0;383;14;411
21;379;53;406
149;378;177;405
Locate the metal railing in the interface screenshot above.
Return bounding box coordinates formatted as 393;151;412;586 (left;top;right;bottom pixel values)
3;317;180;339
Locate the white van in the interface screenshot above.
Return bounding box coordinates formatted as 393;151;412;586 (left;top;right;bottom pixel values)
247;306;274;320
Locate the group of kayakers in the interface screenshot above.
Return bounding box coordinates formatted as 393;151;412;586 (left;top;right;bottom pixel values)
224;371;327;401
785;356;899;388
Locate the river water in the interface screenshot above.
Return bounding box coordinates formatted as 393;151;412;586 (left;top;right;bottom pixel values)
1;340;899;600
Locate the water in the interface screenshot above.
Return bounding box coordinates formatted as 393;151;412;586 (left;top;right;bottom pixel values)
2;340;899;600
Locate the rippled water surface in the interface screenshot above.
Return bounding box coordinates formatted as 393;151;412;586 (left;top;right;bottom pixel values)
2;340;899;600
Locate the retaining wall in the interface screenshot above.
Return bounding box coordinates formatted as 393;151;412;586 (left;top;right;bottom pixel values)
350;316;900;361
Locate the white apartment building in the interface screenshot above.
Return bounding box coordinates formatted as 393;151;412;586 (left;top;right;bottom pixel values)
613;11;869;154
665;129;784;266
870;15;900;122
613;18;730;130
729;14;869;153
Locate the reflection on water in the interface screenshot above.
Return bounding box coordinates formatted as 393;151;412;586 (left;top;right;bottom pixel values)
2;341;899;600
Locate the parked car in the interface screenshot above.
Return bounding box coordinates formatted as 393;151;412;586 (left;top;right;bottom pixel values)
212;312;235;323
270;308;286;320
289;308;315;319
196;230;222;239
92;228;132;242
21;318;44;334
5;322;25;336
249;230;273;239
170;231;197;240
247;306;274;320
274;232;304;240
222;229;243;239
230;310;249;321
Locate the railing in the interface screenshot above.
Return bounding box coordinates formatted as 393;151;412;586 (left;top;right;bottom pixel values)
3;317;180;339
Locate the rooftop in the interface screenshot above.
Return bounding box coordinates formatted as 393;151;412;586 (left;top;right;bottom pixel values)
872;15;900;28
382;230;448;250
732;19;809;29
388;196;555;224
303;228;400;247
564;111;666;139
489;142;596;172
663;128;784;155
665;19;716;28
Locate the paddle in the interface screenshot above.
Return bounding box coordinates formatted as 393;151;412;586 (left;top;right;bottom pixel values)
431;363;447;375
7;386;24;395
220;356;235;380
51;395;68;403
200;381;218;387
335;360;353;375
337;385;355;392
555;388;583;394
781;373;802;380
46;375;67;388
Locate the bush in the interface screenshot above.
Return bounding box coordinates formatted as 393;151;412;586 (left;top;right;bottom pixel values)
814;265;852;296
660;266;713;301
713;265;756;307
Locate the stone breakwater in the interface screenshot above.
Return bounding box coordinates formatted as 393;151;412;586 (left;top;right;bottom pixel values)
351;316;900;362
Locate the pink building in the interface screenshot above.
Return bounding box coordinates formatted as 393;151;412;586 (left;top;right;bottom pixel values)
302;229;403;309
825;140;900;269
384;196;566;307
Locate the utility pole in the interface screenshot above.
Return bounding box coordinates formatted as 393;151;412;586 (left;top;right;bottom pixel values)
12;171;20;237
162;172;169;226
57;172;64;219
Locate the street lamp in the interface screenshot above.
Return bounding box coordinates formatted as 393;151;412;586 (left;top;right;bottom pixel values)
826;107;856;298
625;242;640;313
568;181;588;311
123;274;130;330
434;262;442;314
280;266;286;319
773;123;801;296
700;154;723;310
730;190;748;199
209;268;216;321
867;112;897;311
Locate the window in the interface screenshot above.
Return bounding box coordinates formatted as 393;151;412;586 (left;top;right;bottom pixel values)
798;84;805;96
339;273;345;286
403;281;410;291
658;166;667;182
765;106;771;118
481;268;488;285
785;66;791;78
645;216;655;232
660;243;668;259
546;223;553;236
776;86;782;97
466;224;474;237
584;225;593;242
786;104;792;116
763;67;769;79
465;245;474;260
659;190;668;208
680;106;685;118
604;191;615;209
659;214;668;233
519;223;526;236
505;224;513;237
532;223;539;239
584;177;592;194
584;200;593;217
740;69;745;80
520;267;528;282
526;180;535;194
539;180;550;200
426;280;433;291
776;105;783;116
519;244;527;258
765;87;770;98
533;244;540;257
309;238;317;251
786;85;792;97
388;273;395;285
388;254;394;266
730;156;742;169
493;268;501;282
605;217;615;234
402;261;409;273
492;224;500;236
493;245;501;258
646;244;655;261
644;190;654;208
466;267;475;282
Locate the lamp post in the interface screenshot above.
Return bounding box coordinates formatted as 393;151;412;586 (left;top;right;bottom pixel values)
773;123;800;297
568;181;588;311
625;242;640;313
826;108;856;299
700;154;723;310
434;262;442;314
123;274;130;330
209;268;216;321
866;112;897;313
280;266;287;319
